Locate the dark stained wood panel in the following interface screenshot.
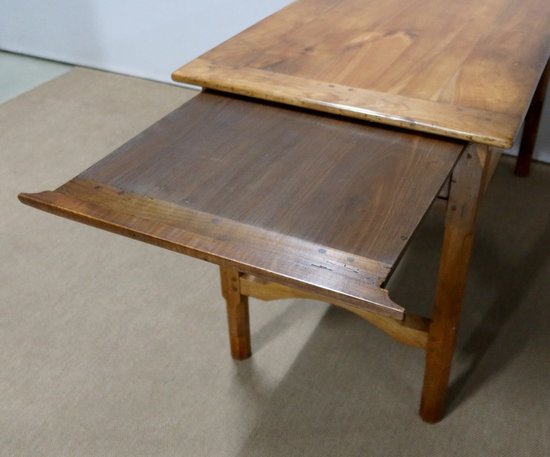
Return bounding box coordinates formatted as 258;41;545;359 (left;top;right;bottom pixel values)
172;0;550;148
77;93;463;265
19;93;464;319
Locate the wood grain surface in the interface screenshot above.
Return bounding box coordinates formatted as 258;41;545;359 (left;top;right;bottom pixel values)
173;0;550;148
19;92;464;319
420;144;491;422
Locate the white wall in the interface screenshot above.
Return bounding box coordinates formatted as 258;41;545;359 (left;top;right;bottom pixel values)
1;0;548;162
0;0;293;83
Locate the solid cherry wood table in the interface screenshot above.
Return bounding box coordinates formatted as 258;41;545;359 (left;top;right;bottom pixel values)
20;0;549;424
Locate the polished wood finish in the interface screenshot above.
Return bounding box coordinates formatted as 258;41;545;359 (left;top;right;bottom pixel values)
420;144;491;423
515;60;550;176
241;274;430;349
19;92;464;320
220;266;251;359
173;0;550;148
482;148;502;193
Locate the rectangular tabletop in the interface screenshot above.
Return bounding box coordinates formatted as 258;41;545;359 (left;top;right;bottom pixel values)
173;0;550;148
19;92;464;319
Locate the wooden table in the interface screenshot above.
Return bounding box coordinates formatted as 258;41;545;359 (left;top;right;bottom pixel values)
20;0;549;423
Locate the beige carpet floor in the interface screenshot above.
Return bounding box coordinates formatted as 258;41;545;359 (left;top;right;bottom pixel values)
1;68;549;457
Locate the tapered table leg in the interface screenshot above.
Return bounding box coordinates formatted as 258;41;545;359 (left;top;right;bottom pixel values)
220;266;252;360
515;59;549;177
420;144;491;423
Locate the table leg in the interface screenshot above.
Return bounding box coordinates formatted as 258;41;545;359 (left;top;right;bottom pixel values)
515;59;549;177
220;266;252;359
420;144;490;423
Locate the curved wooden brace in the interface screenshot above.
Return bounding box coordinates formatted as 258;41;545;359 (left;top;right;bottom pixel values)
240;274;429;349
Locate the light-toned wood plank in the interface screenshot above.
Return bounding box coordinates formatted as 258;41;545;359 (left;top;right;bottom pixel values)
173;0;550;148
482;148;502;193
220;266;251;359
176;61;517;147
240;274;429;349
419;143;489;423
